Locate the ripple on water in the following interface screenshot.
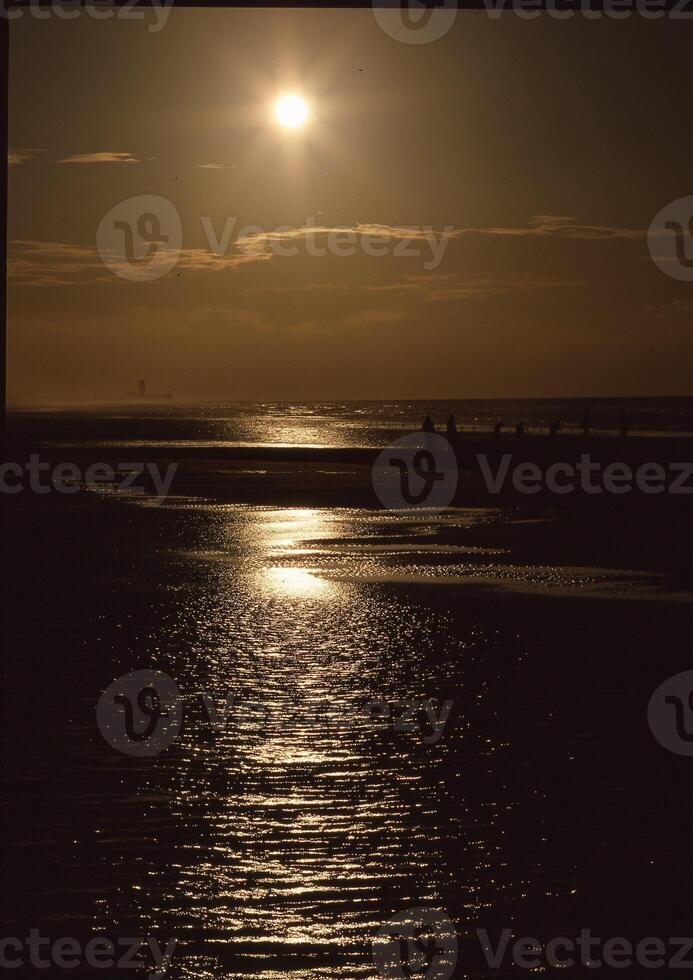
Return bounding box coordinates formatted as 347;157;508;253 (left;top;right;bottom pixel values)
91;502;675;976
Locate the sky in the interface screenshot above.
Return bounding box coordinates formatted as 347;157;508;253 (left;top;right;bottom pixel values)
7;6;693;403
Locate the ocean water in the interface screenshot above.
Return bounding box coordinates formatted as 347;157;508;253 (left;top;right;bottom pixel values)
4;484;693;977
9;395;693;451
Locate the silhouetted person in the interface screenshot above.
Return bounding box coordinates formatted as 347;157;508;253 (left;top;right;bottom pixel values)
549;419;562;438
580;405;592;437
446;414;459;443
515;420;526;438
493;418;504;439
619;407;630;438
422;415;436;434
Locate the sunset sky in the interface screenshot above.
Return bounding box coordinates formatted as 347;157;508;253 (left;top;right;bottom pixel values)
8;7;693;402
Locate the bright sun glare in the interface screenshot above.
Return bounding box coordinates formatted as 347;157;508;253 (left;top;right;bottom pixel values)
275;95;309;129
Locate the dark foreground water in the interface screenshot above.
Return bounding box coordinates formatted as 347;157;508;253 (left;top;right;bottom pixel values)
4;489;693;978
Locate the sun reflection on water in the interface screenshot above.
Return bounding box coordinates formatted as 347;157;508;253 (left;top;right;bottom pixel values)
94;501;530;977
263;565;330;597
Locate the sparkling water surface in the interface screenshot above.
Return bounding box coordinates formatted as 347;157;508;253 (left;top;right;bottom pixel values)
5;487;693;978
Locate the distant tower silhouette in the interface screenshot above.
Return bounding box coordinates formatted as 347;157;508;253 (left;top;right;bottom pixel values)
138;379;146;399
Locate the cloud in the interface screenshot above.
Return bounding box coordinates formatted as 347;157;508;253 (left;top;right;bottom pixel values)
7;212;641;289
456;214;644;241
195;163;239;170
57;152;141;164
9;240;111;286
225;218;643;259
342;308;410;327
8;238;270;287
424;273;582;301
246;272;579;302
264;216;643;244
175;248;271;273
9;148;46;166
359;273;454;294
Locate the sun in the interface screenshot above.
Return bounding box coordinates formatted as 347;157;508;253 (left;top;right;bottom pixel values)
275;95;309;129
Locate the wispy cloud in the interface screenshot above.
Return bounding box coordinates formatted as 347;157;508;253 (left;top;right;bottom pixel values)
9;148;46;166
228;216;644;253
423;272;582;301
359;273;455;294
176;248;271;272
8;238;269;286
456;214;644;241
57;152;141;164
247;272;580;301
265;217;643;243
8;212;642;289
342;308;411;327
195;163;239;170
9;240;110;286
